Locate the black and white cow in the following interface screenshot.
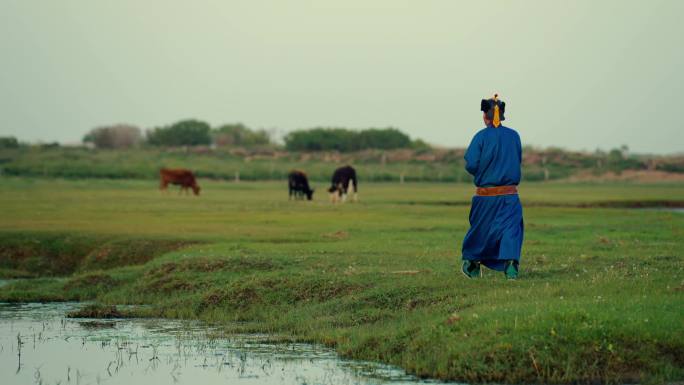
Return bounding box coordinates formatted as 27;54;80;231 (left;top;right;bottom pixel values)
328;165;358;203
288;170;314;200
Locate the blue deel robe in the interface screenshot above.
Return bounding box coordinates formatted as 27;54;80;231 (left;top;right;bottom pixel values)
461;125;524;271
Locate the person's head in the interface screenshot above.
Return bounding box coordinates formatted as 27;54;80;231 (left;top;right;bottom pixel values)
480;94;506;127
483;112;492;126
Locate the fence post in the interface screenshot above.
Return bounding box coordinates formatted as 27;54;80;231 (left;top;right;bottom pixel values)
235;170;240;183
542;155;549;181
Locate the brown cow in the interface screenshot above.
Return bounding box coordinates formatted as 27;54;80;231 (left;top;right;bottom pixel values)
159;168;201;196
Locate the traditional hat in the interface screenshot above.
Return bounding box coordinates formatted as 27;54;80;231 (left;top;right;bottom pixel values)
480;94;506;127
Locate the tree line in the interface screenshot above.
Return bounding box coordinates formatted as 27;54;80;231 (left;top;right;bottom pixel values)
82;120;272;149
283;127;428;152
79;120;425;152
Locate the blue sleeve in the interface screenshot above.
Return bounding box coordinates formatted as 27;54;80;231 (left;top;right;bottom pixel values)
464;133;482;176
517;133;522;164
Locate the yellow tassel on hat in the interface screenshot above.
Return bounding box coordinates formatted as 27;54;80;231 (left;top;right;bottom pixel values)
493;105;501;127
492;93;501;127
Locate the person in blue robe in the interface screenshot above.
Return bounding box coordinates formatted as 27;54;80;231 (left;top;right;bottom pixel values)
461;94;524;279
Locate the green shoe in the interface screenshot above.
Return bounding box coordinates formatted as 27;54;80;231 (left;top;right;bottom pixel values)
461;260;481;278
504;260;519;280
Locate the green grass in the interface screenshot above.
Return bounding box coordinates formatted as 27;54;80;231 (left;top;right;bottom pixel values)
0;146;475;182
0;177;683;383
0;146;594;182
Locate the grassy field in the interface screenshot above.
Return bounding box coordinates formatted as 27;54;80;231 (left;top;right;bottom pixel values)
0;146;647;182
0;177;683;384
0;146;476;182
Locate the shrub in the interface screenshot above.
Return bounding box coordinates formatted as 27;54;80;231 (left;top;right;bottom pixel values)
83;124;142;149
147;119;211;146
212;123;272;147
284;127;413;152
357;128;411;150
0;137;19;149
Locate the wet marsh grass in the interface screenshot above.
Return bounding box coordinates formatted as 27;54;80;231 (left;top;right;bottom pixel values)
0;177;683;383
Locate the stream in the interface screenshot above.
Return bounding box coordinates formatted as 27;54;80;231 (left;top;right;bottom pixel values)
0;302;457;385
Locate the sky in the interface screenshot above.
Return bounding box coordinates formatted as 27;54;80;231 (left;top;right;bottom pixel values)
1;0;683;154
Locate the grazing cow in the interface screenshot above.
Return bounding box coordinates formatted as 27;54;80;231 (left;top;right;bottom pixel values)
159;168;201;196
288;170;314;200
328;165;358;203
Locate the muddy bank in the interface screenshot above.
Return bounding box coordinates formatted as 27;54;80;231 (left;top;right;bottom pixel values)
0;232;197;278
66;304;130;318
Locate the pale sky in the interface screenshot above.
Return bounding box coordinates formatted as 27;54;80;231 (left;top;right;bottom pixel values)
1;0;683;153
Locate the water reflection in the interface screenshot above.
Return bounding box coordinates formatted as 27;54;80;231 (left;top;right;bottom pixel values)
0;302;456;385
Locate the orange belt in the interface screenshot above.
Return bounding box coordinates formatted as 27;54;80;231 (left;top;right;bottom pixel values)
476;185;518;196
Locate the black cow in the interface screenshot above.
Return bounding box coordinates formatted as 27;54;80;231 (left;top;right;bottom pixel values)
288;170;314;200
328;165;358;203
